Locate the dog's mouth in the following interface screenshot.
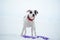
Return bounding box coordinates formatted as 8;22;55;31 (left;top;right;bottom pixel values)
27;15;34;21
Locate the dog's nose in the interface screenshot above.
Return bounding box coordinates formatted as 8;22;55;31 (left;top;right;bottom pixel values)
33;14;34;17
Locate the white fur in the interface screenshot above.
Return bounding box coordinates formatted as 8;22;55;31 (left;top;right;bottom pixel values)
21;10;36;36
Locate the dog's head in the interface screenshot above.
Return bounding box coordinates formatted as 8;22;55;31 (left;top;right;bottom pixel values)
27;10;38;19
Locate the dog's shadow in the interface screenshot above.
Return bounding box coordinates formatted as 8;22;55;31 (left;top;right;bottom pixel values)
22;35;49;40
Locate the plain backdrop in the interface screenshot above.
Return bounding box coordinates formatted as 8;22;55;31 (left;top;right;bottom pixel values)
0;0;60;40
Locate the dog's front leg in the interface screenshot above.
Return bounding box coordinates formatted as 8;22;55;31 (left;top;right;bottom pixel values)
33;26;36;36
33;23;36;36
31;27;33;36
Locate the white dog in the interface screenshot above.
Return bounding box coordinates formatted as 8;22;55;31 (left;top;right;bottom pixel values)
21;10;38;36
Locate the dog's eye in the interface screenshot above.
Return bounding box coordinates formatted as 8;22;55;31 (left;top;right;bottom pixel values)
30;11;32;14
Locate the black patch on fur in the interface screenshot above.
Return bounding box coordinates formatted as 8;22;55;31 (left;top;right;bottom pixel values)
34;10;38;15
30;11;32;14
27;10;32;14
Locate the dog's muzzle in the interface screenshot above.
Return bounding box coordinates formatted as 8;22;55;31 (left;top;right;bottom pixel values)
33;14;35;17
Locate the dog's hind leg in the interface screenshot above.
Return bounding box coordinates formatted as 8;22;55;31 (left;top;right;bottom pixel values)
21;26;26;36
21;27;24;36
24;27;26;35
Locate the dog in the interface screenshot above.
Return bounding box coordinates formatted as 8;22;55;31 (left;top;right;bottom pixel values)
21;10;38;36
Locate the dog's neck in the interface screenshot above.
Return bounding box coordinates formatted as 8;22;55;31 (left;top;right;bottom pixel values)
27;15;34;21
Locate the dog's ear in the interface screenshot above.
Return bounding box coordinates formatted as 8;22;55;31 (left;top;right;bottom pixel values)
34;10;38;15
27;10;32;14
27;10;31;12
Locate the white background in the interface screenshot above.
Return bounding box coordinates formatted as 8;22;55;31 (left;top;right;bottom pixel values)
0;0;60;40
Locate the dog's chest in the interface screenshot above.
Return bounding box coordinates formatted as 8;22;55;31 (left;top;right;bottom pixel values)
24;16;34;27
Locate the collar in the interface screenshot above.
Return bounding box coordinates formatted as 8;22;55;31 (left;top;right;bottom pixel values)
27;15;34;21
